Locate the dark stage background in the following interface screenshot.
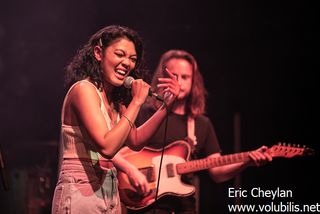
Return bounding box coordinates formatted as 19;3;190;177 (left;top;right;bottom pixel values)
0;1;318;213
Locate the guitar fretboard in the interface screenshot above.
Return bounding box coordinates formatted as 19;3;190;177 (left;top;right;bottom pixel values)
176;151;251;174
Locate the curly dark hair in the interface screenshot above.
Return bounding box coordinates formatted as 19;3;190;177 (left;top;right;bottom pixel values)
64;25;146;109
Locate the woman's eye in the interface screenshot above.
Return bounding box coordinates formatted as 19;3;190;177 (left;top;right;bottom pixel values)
115;53;124;57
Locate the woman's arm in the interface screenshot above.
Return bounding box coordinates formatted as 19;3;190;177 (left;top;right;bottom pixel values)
113;151;150;196
125;68;180;150
68;80;149;159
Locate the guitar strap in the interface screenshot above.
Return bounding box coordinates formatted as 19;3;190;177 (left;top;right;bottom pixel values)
187;116;200;214
187;116;197;151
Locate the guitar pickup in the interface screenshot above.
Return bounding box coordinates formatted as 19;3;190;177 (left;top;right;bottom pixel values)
166;163;175;178
140;166;156;182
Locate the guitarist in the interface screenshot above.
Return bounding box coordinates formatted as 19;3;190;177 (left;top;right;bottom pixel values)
113;49;273;214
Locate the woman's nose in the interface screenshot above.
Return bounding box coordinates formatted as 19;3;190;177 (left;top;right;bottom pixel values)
121;59;131;69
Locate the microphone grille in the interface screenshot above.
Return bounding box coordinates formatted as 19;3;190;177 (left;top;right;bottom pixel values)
124;76;134;89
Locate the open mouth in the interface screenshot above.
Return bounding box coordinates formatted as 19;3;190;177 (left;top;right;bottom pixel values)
115;69;127;80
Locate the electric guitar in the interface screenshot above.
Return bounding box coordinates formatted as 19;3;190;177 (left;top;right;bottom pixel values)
117;140;314;210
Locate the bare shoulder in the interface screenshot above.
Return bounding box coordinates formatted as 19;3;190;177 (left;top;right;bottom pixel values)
67;81;101;107
70;81;98;97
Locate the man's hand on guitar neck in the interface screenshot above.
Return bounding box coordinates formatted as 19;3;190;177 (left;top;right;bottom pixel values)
247;145;273;167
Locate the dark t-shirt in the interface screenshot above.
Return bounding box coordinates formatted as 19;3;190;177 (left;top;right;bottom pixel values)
136;106;221;159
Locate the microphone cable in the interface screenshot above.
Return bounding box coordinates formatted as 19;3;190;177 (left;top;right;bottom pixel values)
152;102;169;214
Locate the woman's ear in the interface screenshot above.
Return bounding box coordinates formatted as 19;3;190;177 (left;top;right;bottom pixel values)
93;45;102;61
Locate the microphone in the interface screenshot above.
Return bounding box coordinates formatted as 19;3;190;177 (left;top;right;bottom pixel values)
124;76;164;102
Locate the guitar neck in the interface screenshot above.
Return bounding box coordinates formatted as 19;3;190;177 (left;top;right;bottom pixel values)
176;151;251;174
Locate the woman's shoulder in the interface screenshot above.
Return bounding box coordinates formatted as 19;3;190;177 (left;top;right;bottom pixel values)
72;79;98;89
66;80;100;101
70;80;98;92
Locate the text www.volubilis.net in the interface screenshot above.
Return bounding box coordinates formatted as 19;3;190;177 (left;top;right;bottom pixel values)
227;202;320;213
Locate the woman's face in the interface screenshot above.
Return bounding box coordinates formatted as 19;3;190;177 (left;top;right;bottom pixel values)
95;37;137;87
165;58;193;100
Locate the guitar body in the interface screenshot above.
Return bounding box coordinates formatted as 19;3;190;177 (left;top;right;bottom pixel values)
118;140;312;210
118;140;194;210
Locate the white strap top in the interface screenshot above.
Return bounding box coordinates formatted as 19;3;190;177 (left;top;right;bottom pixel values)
60;80;119;160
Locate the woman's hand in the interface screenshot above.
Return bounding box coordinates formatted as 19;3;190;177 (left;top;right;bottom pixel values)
157;68;180;107
127;167;151;196
130;79;150;106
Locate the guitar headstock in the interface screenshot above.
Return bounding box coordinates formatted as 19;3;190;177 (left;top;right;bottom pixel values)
269;142;315;158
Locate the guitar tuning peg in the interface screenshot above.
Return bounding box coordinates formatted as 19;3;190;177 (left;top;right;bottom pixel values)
288;143;291;147
297;144;300;147
293;144;296;147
